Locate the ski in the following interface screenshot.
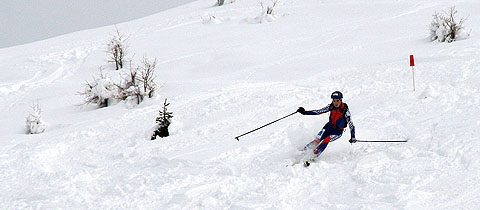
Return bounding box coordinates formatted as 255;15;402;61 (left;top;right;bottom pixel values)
287;158;302;167
287;151;314;167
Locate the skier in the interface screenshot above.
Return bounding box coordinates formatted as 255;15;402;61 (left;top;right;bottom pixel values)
297;91;356;166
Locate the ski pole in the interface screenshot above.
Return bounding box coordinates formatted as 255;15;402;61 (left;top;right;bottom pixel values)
355;140;408;143
235;112;297;141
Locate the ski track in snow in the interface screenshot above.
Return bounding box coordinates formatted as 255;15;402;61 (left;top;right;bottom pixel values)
1;0;480;209
0;45;95;95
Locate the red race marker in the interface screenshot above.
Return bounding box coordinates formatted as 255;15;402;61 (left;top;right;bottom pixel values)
409;55;416;91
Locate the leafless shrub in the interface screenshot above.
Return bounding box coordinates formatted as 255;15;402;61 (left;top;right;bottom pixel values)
116;57;158;105
216;0;236;7
430;11;442;41
249;0;279;23
138;56;157;99
80;56;158;108
107;26;129;70
80;67;118;108
430;6;469;43
261;0;279;15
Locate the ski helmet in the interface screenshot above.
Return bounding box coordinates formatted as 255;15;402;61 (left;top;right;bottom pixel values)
331;91;343;99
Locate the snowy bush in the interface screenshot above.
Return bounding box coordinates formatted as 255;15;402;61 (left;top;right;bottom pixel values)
137;57;157;99
107;26;129;70
262;0;278;15
26;102;48;134
117;57;158;105
81;57;158;108
216;0;235;6
151;98;173;140
430;12;442;41
202;14;224;24
250;0;279;23
116;67;141;104
81;68;119;108
430;7;469;43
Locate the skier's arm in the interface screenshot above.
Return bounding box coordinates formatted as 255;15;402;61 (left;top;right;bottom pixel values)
304;104;330;115
345;108;356;138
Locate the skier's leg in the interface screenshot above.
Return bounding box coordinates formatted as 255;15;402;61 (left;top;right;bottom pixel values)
313;136;330;157
313;134;342;158
302;129;325;151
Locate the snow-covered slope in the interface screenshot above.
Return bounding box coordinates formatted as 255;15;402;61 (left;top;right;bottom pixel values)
1;0;479;209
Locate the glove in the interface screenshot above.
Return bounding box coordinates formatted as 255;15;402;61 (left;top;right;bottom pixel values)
297;107;306;115
349;137;357;143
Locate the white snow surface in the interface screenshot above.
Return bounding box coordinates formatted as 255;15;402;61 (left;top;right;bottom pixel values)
1;0;480;209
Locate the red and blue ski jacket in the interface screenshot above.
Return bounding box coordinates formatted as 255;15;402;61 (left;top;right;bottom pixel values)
304;103;356;138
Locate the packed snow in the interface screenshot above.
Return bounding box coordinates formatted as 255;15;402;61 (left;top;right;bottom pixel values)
1;0;479;209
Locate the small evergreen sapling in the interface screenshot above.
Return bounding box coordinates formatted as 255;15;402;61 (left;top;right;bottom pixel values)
151;99;173;140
